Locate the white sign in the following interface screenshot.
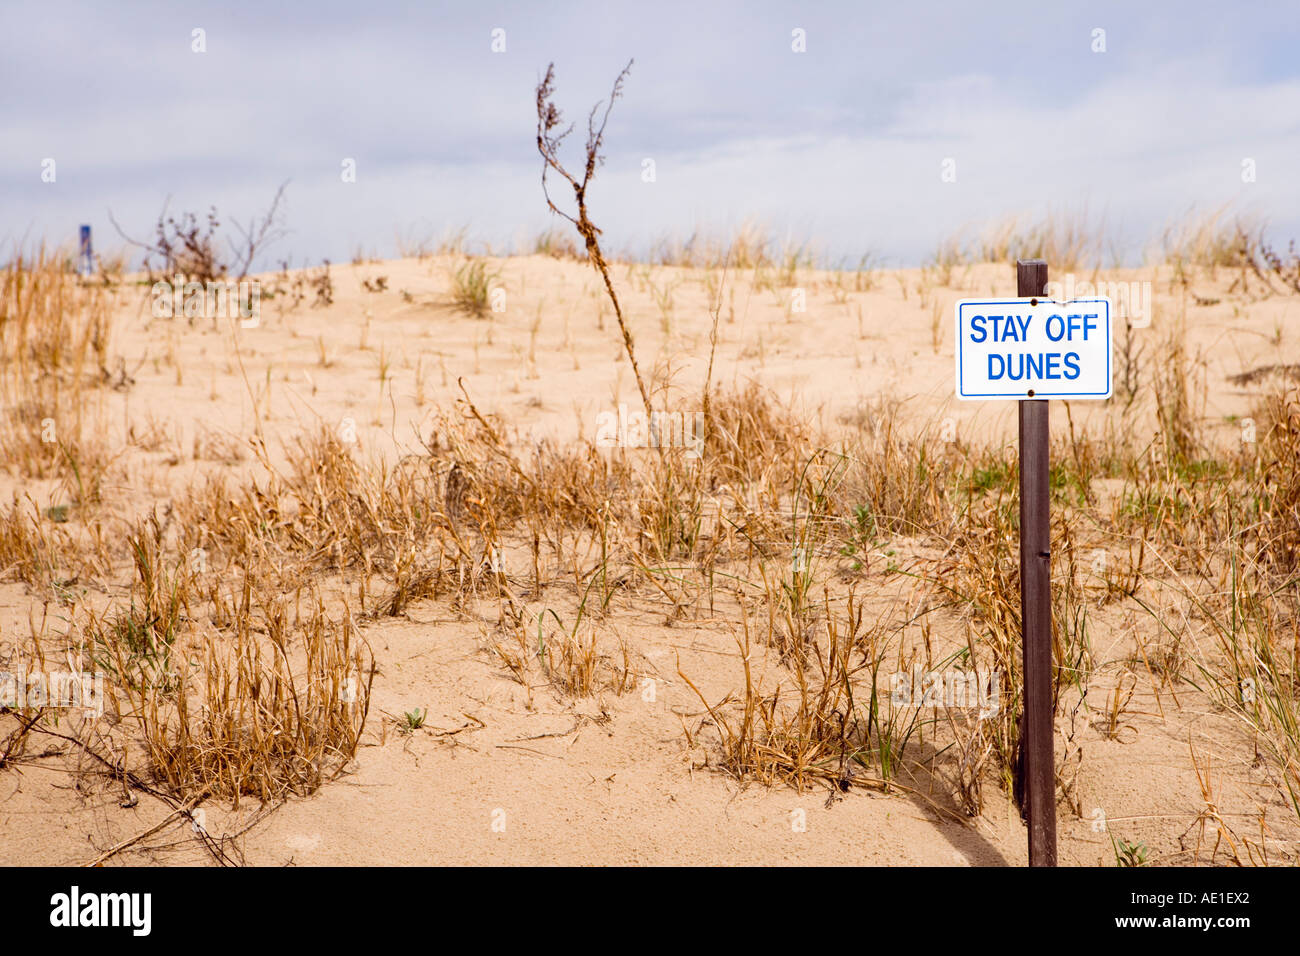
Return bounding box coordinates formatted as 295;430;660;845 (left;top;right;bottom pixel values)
954;297;1112;400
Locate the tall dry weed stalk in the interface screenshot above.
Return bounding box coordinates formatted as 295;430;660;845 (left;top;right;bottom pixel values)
536;60;654;425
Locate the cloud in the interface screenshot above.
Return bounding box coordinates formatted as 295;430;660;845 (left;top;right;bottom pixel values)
2;0;1297;267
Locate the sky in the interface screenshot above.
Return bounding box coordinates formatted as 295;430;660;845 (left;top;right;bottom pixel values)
2;0;1298;270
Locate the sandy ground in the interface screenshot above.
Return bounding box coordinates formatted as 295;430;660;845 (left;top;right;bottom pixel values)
1;252;1297;866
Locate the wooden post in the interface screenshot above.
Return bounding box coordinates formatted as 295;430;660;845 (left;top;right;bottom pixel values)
1016;258;1057;867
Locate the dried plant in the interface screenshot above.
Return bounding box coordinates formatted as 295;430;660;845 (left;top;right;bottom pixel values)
536;60;653;425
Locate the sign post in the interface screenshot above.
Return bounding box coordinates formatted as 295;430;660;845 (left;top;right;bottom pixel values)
954;259;1113;867
1015;259;1055;868
78;225;93;278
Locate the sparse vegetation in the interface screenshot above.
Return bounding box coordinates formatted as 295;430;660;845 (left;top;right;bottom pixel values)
109;182;288;281
4;210;1300;865
449;257;497;318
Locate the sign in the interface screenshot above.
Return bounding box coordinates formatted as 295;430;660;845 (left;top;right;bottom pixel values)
954;297;1112;400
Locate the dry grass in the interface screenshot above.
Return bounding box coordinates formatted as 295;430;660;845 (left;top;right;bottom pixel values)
4;219;1300;862
1161;205;1254;279
450;257;498;318
122;585;372;806
678;588;915;792
0;249;115;491
1255;388;1300;574
935;208;1108;273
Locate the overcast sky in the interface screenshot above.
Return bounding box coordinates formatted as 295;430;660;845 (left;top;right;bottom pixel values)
3;0;1298;269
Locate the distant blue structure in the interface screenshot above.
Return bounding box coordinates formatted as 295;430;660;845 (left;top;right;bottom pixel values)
78;225;93;277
